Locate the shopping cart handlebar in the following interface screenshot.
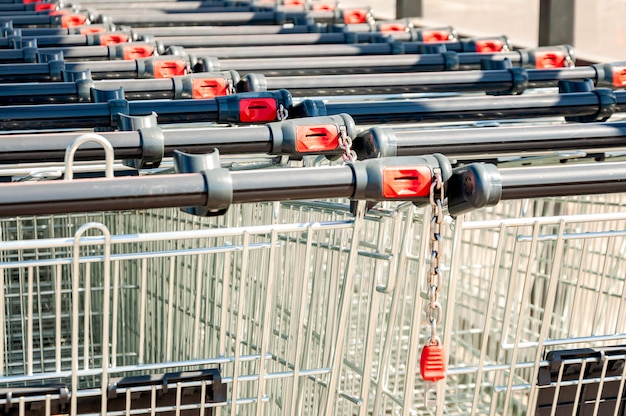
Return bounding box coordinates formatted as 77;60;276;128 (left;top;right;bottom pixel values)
0;114;356;167
437;160;626;215
0;140;521;217
0;89;294;130
0;152;502;217
498;161;626;200
354;122;626;163
294;87;618;124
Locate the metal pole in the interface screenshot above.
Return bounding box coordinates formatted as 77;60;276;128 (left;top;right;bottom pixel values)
499;162;626;200
395;0;422;18
315;90;609;124
538;0;575;46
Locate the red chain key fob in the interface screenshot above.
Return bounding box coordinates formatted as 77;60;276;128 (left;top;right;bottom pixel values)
420;343;447;381
420;342;446;406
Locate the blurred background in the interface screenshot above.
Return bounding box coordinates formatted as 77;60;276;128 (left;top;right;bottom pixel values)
340;0;626;63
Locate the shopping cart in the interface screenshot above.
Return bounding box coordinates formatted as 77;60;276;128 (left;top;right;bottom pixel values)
0;187;439;415
438;193;626;416
0;139;625;415
0;138;455;415
1;1;625;415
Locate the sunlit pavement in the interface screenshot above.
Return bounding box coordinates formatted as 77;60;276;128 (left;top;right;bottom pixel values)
338;0;626;62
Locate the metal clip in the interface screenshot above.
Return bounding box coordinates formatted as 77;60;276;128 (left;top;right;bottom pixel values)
173;149;233;217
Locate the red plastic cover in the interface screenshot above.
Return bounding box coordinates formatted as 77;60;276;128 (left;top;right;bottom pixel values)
343;9;369;24
380;23;407;33
99;34;129;46
61;14;87;28
420;343;447;382
81;27;107;35
312;3;335;11
153;59;186;78
192;78;229;99
295;125;339;152
473;39;505;53
421;29;451;43
534;50;567;69
382;166;432;198
123;45;154;60
612;66;626;88
239;98;278;123
35;3;56;12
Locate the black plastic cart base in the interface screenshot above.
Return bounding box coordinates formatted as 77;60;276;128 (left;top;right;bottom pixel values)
0;368;227;416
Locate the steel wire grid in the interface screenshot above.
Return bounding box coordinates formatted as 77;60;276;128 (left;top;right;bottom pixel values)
441;194;626;416
0;194;625;415
0;200;427;415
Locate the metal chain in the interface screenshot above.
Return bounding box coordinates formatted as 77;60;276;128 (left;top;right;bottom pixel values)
427;172;445;345
338;126;357;164
277;104;289;121
227;81;237;96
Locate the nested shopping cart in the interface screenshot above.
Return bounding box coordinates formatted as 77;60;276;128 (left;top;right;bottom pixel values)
439;192;626;416
1;1;626;415
1;138;626;415
0;182;441;415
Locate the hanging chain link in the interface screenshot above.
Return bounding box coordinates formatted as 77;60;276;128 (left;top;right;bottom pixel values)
277;104;289;121
427;171;445;345
338;126;357;164
227;81;237;96
419;171;447;407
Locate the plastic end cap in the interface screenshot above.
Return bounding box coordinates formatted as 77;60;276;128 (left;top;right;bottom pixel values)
353;127;397;160
292;99;327;118
447;163;502;217
241;73;267;93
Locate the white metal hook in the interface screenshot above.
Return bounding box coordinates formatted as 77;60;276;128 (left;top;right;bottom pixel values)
70;222;112;415
64;133;115;181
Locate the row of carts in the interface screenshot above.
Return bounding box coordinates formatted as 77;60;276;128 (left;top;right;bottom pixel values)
1;0;626;415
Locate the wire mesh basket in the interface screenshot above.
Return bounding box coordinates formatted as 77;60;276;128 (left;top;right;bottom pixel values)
1;192;624;415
